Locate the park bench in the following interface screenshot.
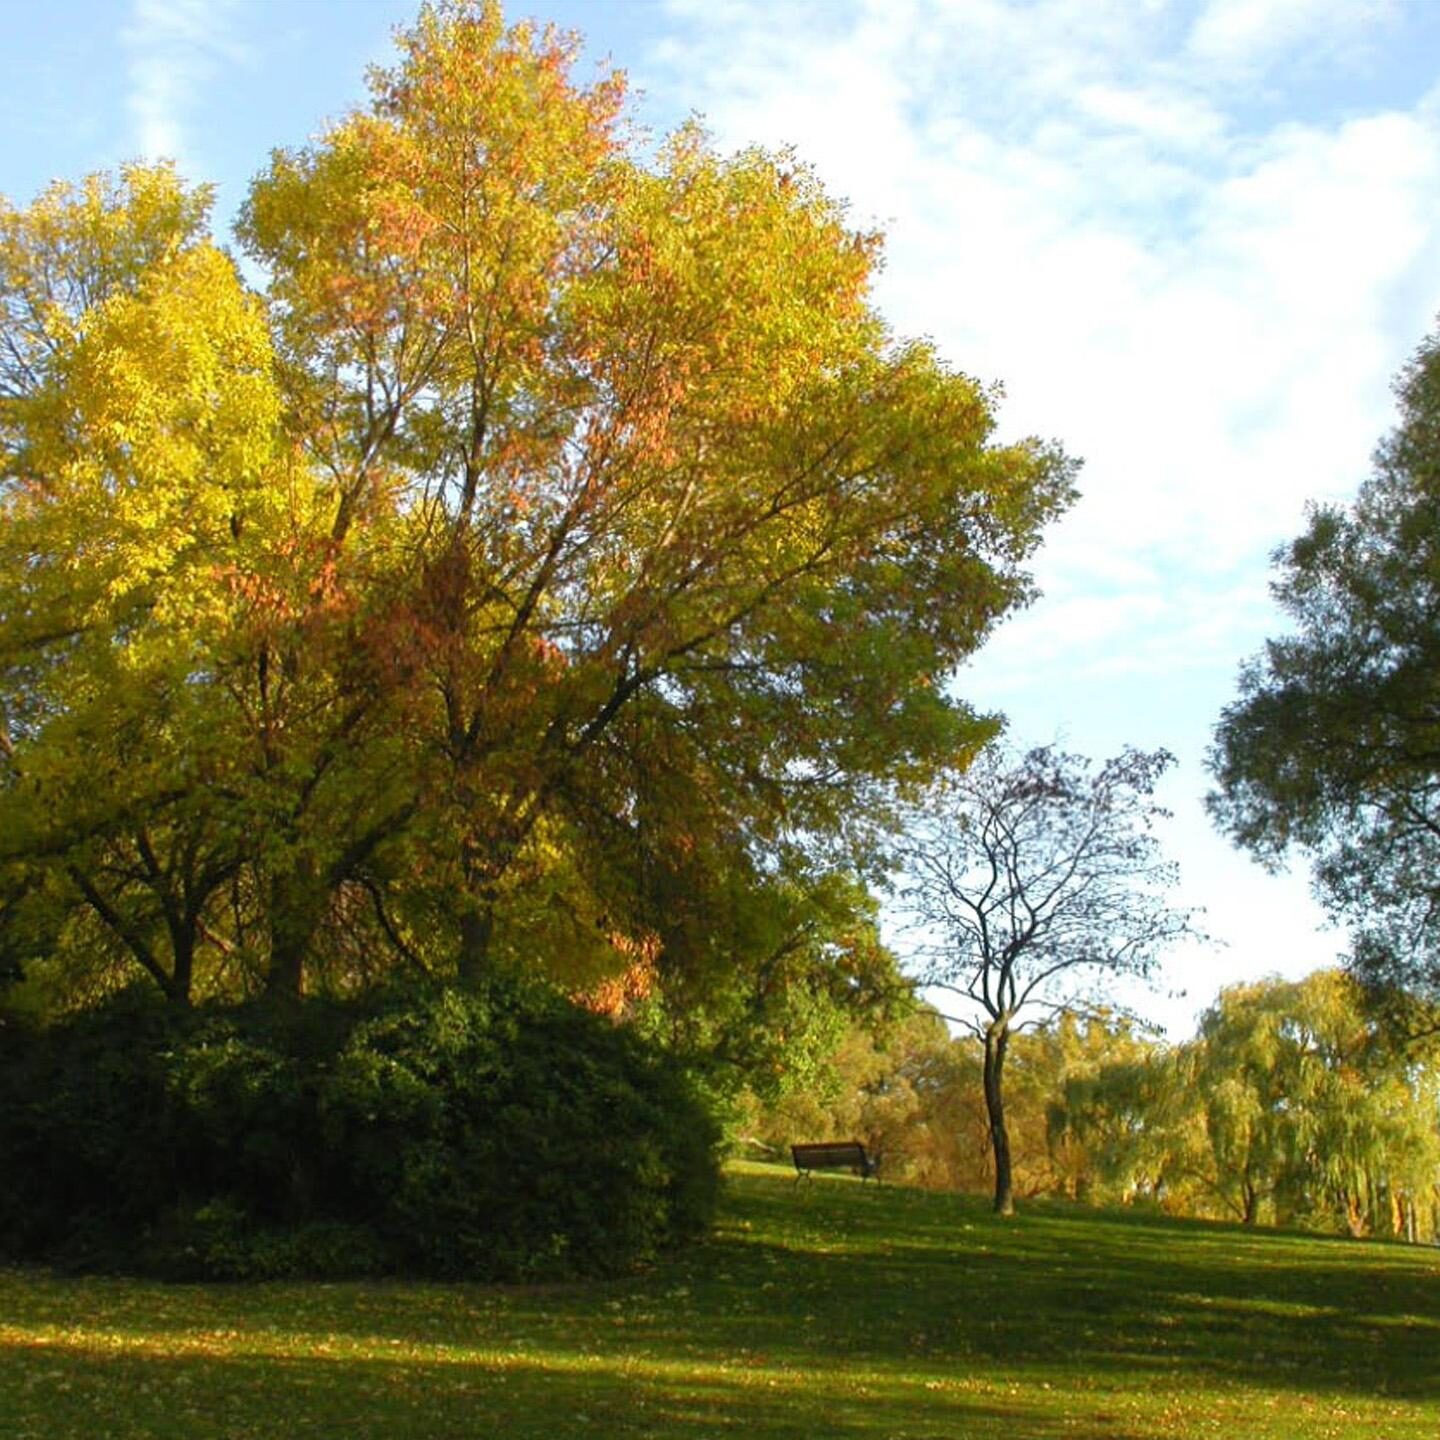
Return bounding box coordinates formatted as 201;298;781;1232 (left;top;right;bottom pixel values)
790;1140;879;1182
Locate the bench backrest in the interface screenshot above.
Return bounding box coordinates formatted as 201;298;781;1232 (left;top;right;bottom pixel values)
791;1141;872;1170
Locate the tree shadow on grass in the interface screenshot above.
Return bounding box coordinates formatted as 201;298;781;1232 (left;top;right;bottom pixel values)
0;1332;1149;1440
2;1171;1437;1437
670;1175;1440;1402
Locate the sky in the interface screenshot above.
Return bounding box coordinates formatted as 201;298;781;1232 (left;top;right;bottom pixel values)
4;0;1440;1036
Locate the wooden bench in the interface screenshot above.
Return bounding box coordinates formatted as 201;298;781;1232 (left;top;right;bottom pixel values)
791;1140;879;1182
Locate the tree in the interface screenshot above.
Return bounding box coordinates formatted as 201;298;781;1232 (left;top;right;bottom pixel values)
0;164;307;1007
0;1;1076;1015
1055;971;1440;1238
0;164;413;1010
1190;971;1440;1236
236;0;1078;997
1215;974;1428;1233
1208;321;1440;1006
896;744;1199;1214
1052;1038;1186;1208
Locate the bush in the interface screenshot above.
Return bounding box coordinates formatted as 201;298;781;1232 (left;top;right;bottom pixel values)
0;989;183;1265
0;980;720;1280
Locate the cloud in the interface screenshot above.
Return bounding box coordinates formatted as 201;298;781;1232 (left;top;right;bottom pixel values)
1187;0;1400;71
1073;83;1227;152
651;0;1440;568
643;0;1440;1028
122;0;246;164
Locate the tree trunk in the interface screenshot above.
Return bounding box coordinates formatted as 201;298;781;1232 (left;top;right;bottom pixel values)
1241;1179;1259;1226
169;926;196;1009
456;829;509;989
1344;1190;1368;1238
456;903;494;990
983;1018;1015;1216
266;858;323;1002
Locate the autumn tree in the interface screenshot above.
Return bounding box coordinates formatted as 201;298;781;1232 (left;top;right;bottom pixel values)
1209;321;1440;1006
0;163;417;1011
0;165;308;1007
233;0;1076;996
896;744;1199;1214
1;0;1075;1014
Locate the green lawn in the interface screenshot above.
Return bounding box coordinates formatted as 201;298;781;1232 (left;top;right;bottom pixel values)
2;1162;1437;1437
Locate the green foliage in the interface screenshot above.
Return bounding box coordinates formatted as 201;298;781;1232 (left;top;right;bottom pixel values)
0;981;720;1280
1058;971;1440;1237
1209;320;1440;1001
634;860;911;1108
0;989;184;1259
147;1201;387;1283
322;984;721;1277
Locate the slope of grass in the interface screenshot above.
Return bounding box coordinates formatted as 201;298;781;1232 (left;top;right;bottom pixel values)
2;1161;1437;1437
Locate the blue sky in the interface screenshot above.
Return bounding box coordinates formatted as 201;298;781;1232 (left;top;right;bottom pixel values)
6;0;1440;1034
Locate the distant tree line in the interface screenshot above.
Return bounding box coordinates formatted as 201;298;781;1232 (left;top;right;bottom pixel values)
742;971;1440;1243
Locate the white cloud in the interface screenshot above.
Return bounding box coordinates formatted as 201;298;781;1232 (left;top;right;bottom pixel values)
122;0;246;164
643;0;1440;1028
647;0;1440;589
1187;0;1399;71
1074;83;1227;151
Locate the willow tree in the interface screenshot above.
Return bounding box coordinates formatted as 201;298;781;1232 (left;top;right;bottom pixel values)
1055;972;1440;1237
2;0;1075;1009
1184;972;1440;1234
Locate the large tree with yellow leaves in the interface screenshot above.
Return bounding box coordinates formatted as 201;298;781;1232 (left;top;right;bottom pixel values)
0;1;1074;1012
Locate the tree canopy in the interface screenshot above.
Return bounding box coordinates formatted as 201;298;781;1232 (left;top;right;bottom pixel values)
1059;970;1440;1237
0;0;1074;1038
1208;321;1440;1005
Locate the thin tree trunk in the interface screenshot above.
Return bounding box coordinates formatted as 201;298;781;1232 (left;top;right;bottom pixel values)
1344;1190;1368;1238
983;1018;1015;1217
1242;1179;1259;1226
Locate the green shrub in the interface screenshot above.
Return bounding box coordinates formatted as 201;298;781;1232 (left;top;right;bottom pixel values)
0;980;720;1280
140;1199;387;1282
321;984;721;1278
0;990;182;1264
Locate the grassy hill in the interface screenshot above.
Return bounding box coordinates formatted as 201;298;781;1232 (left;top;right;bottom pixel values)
2;1161;1437;1437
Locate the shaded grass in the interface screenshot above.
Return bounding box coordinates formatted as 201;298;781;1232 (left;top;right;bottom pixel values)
2;1162;1438;1437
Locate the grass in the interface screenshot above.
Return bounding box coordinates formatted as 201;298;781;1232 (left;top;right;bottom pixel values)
2;1161;1438;1437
